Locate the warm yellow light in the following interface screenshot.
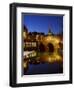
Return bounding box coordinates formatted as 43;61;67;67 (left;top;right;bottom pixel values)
23;32;27;38
23;62;27;68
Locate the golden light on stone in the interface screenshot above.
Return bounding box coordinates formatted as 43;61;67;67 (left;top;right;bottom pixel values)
23;27;63;64
38;35;63;63
23;32;27;38
23;61;27;68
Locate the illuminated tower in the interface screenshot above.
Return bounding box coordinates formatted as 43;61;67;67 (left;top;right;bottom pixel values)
48;28;53;35
23;25;28;39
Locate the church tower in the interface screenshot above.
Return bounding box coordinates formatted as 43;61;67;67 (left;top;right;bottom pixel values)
48;28;52;35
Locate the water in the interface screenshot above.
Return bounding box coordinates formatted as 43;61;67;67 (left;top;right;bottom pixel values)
24;62;63;75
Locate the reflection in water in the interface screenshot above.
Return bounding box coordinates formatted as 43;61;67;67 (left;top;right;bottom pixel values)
23;50;63;75
24;63;63;75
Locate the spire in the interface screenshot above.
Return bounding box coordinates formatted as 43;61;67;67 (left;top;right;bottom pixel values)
23;25;28;32
48;28;52;35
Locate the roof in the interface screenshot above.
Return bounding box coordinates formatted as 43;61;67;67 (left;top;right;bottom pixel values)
23;25;28;32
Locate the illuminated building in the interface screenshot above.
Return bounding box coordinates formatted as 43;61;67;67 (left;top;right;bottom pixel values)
23;25;28;39
23;25;63;70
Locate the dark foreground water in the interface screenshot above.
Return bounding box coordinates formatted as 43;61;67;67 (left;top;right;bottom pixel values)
24;63;63;75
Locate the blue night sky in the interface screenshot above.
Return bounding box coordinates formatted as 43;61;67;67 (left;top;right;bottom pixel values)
22;14;63;35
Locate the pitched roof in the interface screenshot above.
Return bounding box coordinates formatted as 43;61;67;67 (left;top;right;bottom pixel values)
23;25;28;32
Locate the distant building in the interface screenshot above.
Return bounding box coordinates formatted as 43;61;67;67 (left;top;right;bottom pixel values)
23;25;63;64
48;28;53;35
23;25;63;55
23;25;28;39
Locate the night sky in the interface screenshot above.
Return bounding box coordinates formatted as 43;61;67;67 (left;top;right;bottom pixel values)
22;14;63;34
22;14;63;75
